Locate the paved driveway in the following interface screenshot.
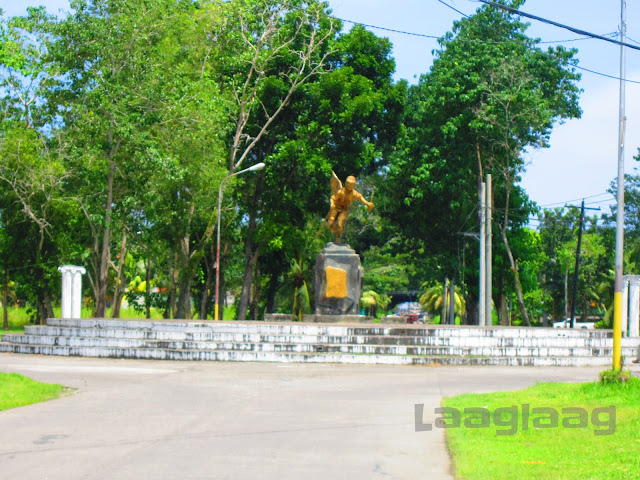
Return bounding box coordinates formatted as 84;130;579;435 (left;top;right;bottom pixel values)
0;353;624;480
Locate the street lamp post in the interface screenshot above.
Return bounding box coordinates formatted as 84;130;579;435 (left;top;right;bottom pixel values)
214;162;265;321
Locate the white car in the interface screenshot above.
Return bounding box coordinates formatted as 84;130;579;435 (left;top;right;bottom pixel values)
552;318;596;329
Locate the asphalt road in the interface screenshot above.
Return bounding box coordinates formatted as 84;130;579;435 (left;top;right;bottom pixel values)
0;353;632;480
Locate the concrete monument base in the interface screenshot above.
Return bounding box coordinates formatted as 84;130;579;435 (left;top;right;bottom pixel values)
314;242;363;316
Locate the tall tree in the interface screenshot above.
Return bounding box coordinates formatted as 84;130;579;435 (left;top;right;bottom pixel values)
47;0;227;318
385;0;581;324
0;8;74;322
205;0;339;320
238;24;405;319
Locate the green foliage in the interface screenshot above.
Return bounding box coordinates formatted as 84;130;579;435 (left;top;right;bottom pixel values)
385;1;581;323
419;282;466;316
599;369;633;385
0;1;596;326
360;289;391;317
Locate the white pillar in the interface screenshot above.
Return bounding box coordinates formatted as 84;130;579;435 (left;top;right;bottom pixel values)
629;276;640;338
622;277;629;337
58;265;86;319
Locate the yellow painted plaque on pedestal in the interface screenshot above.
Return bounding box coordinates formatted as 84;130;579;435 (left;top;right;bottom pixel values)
325;266;348;298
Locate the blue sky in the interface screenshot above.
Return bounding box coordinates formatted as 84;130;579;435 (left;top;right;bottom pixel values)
3;0;639;219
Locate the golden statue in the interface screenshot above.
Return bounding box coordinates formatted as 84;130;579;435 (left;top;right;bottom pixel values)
325;171;374;243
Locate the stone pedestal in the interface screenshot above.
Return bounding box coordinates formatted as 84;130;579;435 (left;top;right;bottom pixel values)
314;243;363;315
58;265;86;319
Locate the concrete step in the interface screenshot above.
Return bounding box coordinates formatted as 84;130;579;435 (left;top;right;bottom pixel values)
2;333;638;358
0;342;616;367
1;318;637;367
16;325;637;349
43;318;617;339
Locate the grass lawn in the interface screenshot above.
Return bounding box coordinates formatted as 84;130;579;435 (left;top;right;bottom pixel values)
443;378;640;480
0;373;68;411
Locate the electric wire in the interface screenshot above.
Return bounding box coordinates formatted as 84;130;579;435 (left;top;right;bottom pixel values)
475;0;640;52
575;65;640;85
537;192;614;209
334;18;640;85
437;0;470;18
335;17;440;39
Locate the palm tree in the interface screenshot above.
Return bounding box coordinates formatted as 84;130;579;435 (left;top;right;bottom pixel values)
289;256;311;322
360;290;391;317
419;281;466;321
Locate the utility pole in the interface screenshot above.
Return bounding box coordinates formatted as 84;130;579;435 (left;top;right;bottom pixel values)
485;174;492;326
479;182;486;326
568;200;600;328
613;0;626;370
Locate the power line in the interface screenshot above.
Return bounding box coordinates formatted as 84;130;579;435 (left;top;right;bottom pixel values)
537;192;614;208
575;65;640;85
335;18;440;39
476;0;640;52
336;17;614;46
539;32;619;44
437;0;470;18
335;18;640;85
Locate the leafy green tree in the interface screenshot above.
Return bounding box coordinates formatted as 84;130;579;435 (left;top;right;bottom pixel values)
385;0;581;325
360;290;390;318
419;282;466;320
538;208;580;320
230;23;404;319
0;9;78;323
45;0;228;318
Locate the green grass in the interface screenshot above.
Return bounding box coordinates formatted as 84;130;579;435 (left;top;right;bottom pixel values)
0;373;68;411
443;378;640;480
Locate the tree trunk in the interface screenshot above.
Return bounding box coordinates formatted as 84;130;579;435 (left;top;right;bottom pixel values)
466;292;478;325
500;228;531;326
37;289;54;325
145;257;152;319
164;252;178;319
95;156;116;318
177;270;192;319
111;228;127;319
44;291;54;320
3;270;9;331
448;279;455;325
498;294;508;326
199;252;213;320
237;242;260;321
266;271;279;314
249;263;261;320
237;174;265;321
176;201;202;320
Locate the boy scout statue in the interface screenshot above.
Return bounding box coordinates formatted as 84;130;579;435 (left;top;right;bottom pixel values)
325;171;374;244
